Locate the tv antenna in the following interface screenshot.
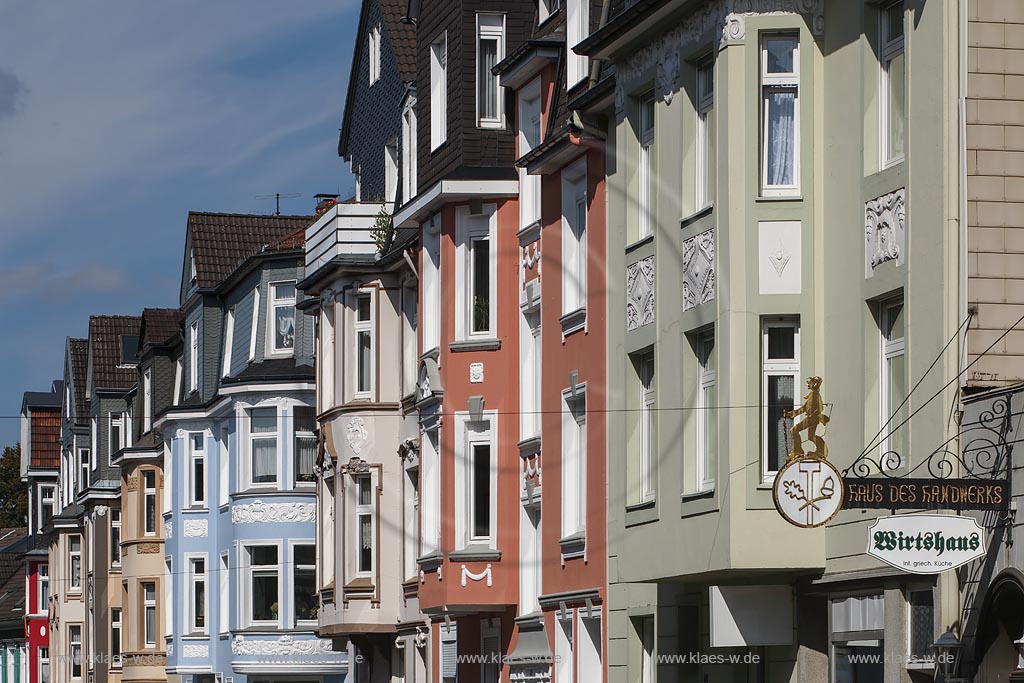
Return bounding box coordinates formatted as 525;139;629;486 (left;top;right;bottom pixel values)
255;193;301;216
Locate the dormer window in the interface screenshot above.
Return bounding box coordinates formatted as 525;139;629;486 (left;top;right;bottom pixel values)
369;24;381;85
268;282;296;356
189;249;197;287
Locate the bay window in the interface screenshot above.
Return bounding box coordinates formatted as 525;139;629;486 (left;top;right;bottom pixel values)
38;564;48;613
762;318;800;478
477;14;505;128
110;510;121;567
222;307;235;377
246;545;279;625
456;413;497;549
40;486;54;530
144;366;153;428
422;218;441;353
761;34;800;195
368;24;381;85
293;545;317;624
566;0;589;86
401;97;418;203
269;282;296;355
294;407;316;484
351;474;375;576
78;448;89;493
110;608;122;668
628;350;656;506
518;79;542;229
430;33;448;150
143;470;157;536
880;1;905;166
249;407;278;486
110;411;124;454
420;429;441;555
249;285;260;362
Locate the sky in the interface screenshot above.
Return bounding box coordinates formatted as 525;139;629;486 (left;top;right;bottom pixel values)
0;0;359;445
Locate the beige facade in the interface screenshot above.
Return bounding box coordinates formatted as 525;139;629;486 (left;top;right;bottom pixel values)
48;528;85;683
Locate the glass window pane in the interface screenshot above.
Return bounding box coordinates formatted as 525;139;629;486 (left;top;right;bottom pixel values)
357;294;371;322
252;574;278;621
909;591;934;659
358;476;372;506
472;237;490;332
251;437;277;483
886;302;905;341
473;444;491;537
765;91;796;186
273;283;296;300
358;330;372;392
250;546;277;566
295;545;316;567
885;3;904;42
479;39;498;120
275;305;295;350
359;514;373;572
251;408;276;433
887;52;906;160
834;643;884;683
296;435;316;482
887;354;908;454
294;564;317;620
767;327;795;360
765;37;795;73
767;375;795;471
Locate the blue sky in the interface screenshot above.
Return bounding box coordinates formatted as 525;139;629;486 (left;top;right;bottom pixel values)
0;1;359;445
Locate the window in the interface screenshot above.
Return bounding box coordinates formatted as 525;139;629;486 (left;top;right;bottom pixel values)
697;331;717;491
222;307;235;377
420;429;441;555
403;466;420;580
189;433;206;507
481;621;501;683
353;292;374;397
880;1;905;166
562;161;588;316
143;470;157;536
401;98;418;203
246;546;279;625
456;206;497;340
518;79;542;229
471;443;492;542
249;285;260;362
294;407;316;485
172;359;181;407
762;319;800;477
440;623;458;682
477;14;505;128
69;625;82;681
269;282;297;355
831;594;884;683
637;93;655;240
69;536;81;590
219;427;229;506
455;414;497;549
638;617;654;683
430;33;448;150
422;219;441;352
566;0;589;86
110;608;122;668
519;306;541;440
163;561;172;638
189;321;199;393
368;24;381;85
110;411;124;454
354;165;362;202
219;553;229;635
38;564;48;614
78;448;89;493
385;139;399;204
402;285;418;397
561;390;586;538
907;589;934;664
880;298;906;459
761;35;800;195
293;545;317;624
110;510;121;567
249;407;278;486
142;582;157;647
39;647;48;683
696;55;714;209
629;352;656;506
189;557;207;633
40;486;54;530
189;249;197;286
520;504;541;615
352;475;375;575
555;614;574;683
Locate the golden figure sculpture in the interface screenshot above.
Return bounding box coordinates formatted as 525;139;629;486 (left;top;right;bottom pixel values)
784;376;830;461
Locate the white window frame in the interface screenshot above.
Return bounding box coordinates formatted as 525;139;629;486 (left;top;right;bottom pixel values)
110;509;121;568
560;386;586;539
906;588;934;665
349;472;377;578
401;97;418;203
696;55;714;210
142;581;157;648
189;321;199;393
143;470;157;536
293;407;316;487
69;624;82;682
880;297;906;459
638;352;656;504
519;303;541;441
455;412;498;550
561;159;588;316
187;555;208;635
422;217;442;353
267;281;297;357
880;1;905;168
638;93;655;240
518;78;543;230
368;24;381;85
430;33;448;150
291;542;317;627
351;289;376;399
219;553;230;635
761;318;800;480
566;0;589;86
760;34;801;196
189;432;206;508
39;486;55;533
476;14;505;129
110;608;122;668
420;428;441;556
385;139;399;204
109;411;124;455
222;307;235;377
171;359;181;407
697;331;716;492
90;418;97;470
577;610;602;683
249;285;260;362
248;406;279;488
37;564;48;615
455;204;498;340
555;611;574;683
39;646;49;683
243;543;281;628
78;448;89;493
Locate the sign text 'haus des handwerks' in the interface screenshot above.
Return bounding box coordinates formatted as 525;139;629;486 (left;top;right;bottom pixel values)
842;478;1007;510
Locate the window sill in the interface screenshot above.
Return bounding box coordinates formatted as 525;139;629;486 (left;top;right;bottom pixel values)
517;220;542;242
680;204;714;228
181;634;210;641
680;488;714;502
416;551;444;571
448;546;502;562
517;435;541;454
420;347;441;361
625;233;654;254
755;194;802;203
344;577;376;596
183;506;208;514
560;308;587;337
449;338;501;352
558;532;586;559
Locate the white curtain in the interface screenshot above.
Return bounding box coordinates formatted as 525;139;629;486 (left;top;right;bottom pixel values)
252;437;277;483
767;92;795;186
296;435;315;481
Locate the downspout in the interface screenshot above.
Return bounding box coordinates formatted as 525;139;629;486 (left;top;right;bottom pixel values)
958;0;969;400
588;0;613;88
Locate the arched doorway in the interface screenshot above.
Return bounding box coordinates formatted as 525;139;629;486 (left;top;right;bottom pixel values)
974;569;1024;682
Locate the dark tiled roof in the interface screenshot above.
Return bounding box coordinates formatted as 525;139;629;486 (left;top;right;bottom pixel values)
29;407;60;469
139;308;184;351
89;315;142;390
381;0;417;83
0;530;26;628
220;358;314;385
187;212;313;290
69;338;89;418
22;391;61;409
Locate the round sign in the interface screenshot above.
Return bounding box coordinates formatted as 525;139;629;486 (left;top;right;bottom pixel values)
772;457;844;528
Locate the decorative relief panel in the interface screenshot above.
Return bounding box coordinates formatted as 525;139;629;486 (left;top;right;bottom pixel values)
164;521;173;539
461;564;493;587
758;221;802;295
470;363;484;384
231;635;334;656
183;519;208;537
181;644;209;658
231;500;316;524
864;188;906;277
682;229;715;311
137;542;160;554
126;476;138;492
346;416;370;454
626;256;655;331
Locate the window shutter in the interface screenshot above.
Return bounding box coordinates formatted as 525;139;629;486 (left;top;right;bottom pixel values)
441;623;458;680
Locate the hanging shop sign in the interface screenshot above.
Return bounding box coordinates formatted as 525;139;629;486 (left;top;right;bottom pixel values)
866;514;986;574
842;478;1007;511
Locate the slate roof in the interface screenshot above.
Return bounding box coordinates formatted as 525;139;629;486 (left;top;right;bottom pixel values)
22;390;61;409
139;308;184;352
89;315;142;390
220;358;314;385
0;530;26;632
68;338;89;418
187;212;313;290
381;0;417;83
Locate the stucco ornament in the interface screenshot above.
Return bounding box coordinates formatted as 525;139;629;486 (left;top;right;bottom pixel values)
865;187;905;276
460;564;493;587
521;242;540;270
183;519;209;537
182;644;209;658
164;521;173;539
231;635;334;656
126;475;139;492
137;543;160;554
626;256;655;331
346;416;370;454
681;229;715;311
340;457;370;475
231;500;316;524
768;239;792;277
95;505;108;517
469;362;484;384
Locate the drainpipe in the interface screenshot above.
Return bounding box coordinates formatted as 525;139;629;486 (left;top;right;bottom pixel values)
587;0;613;88
958;0;968;400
